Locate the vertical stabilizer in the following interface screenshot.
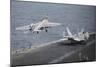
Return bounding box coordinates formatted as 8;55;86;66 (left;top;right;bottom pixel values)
63;31;66;38
66;27;73;37
80;28;84;34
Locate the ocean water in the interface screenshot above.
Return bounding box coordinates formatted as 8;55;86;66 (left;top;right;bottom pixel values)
11;1;96;51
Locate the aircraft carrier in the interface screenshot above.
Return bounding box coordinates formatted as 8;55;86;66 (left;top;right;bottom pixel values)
11;33;96;67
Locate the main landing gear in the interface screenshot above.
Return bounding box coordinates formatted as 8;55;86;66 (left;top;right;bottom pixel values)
45;29;48;32
37;31;39;34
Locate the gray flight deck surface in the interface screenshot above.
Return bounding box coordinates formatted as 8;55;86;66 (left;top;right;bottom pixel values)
11;34;96;66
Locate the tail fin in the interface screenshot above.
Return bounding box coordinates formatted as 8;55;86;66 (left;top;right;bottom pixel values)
63;31;66;38
66;27;73;37
80;28;84;34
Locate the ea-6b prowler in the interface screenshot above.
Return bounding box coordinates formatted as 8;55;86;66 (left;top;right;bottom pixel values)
16;17;61;34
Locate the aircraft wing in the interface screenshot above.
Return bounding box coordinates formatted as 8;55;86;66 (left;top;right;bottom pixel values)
43;22;61;27
16;25;31;31
16;23;36;31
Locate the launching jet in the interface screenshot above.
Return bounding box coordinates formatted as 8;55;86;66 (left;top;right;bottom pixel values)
16;17;61;34
60;27;90;44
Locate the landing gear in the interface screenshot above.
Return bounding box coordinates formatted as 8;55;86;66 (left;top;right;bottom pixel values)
37;31;39;34
45;29;48;32
29;28;32;32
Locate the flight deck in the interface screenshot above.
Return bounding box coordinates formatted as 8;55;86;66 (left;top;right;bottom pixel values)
11;33;96;66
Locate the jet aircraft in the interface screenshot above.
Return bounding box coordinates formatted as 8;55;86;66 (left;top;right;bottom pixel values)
60;27;90;44
16;17;61;34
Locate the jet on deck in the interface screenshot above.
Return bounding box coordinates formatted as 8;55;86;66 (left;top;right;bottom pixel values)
60;27;90;44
